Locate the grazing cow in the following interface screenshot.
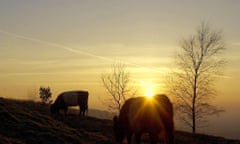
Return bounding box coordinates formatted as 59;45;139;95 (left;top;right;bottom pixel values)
113;94;174;144
50;90;88;116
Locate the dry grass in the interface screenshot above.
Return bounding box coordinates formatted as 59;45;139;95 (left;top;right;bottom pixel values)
0;97;239;144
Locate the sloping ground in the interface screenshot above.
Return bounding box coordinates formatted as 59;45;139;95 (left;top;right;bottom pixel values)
174;131;240;144
0;97;239;144
0;97;111;144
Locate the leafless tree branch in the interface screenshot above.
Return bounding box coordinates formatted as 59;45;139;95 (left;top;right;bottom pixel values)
101;63;132;114
167;22;226;133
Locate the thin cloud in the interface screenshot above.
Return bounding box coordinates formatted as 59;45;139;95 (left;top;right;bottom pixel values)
229;42;240;46
0;29;164;73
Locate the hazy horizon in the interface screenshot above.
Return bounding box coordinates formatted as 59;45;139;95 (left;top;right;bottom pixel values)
0;0;239;140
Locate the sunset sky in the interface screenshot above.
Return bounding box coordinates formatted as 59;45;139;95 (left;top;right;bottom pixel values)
0;0;240;139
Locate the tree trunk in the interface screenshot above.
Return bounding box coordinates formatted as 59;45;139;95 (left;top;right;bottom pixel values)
192;72;197;134
192;106;196;134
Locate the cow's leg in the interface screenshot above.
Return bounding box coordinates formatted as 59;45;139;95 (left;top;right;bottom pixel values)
165;127;174;144
82;109;85;116
135;132;142;144
169;132;174;144
79;105;82;116
81;109;85;116
149;133;158;144
127;133;132;144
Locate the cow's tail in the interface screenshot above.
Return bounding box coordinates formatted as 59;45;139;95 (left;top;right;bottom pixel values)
86;105;88;116
86;92;89;116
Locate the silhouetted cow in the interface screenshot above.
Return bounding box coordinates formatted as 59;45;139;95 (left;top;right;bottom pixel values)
113;94;174;144
51;90;88;116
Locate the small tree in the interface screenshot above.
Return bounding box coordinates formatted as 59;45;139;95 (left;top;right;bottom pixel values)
101;63;131;113
39;86;52;104
167;22;225;134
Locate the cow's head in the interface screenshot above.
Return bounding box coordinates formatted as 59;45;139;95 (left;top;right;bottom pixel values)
113;116;124;143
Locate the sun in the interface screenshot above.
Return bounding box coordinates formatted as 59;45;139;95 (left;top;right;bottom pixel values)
145;89;154;99
141;81;155;99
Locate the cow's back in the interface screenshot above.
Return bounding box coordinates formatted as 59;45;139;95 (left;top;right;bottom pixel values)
61;91;88;106
154;94;173;114
61;91;79;106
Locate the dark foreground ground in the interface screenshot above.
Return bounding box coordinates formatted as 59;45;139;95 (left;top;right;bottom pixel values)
0;97;239;144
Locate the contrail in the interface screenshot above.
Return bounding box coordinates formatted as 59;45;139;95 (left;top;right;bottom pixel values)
0;29;164;73
0;29;113;62
0;30;231;82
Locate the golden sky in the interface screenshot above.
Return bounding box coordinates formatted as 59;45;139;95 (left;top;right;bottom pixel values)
0;0;240;139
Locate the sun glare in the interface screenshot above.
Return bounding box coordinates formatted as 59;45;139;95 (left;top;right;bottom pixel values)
146;89;154;99
141;81;155;99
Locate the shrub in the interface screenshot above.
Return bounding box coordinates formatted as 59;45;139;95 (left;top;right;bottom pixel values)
39;86;52;104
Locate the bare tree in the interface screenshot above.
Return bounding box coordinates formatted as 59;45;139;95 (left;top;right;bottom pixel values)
167;23;225;134
101;63;131;113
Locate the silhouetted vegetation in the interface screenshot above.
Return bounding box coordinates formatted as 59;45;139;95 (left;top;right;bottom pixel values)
167;22;226;134
101;63;133;113
0;97;239;144
39;86;52;104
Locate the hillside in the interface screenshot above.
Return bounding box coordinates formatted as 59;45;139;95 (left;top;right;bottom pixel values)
0;97;239;144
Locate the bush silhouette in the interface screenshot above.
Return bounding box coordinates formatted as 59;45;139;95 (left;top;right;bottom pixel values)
39;86;52;104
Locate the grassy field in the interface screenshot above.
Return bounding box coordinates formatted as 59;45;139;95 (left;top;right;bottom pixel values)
0;97;239;144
